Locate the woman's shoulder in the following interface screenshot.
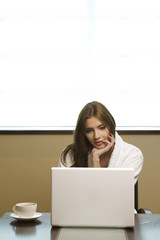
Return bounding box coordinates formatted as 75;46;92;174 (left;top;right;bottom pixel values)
115;132;143;160
123;139;143;157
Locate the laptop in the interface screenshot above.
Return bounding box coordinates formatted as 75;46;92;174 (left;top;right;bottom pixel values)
51;167;134;228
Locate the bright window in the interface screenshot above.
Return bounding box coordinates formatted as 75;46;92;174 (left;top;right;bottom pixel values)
0;0;160;130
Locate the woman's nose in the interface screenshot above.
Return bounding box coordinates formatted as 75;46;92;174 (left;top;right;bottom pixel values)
94;130;100;139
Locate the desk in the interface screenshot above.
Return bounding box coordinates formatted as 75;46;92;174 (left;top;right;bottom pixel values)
0;213;160;240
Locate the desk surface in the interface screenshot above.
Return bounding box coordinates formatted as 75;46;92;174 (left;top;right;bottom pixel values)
1;213;160;240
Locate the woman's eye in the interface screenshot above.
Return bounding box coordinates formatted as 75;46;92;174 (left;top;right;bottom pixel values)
99;125;106;130
85;129;92;134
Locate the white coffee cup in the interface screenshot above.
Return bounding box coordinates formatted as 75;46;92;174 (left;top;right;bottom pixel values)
13;202;37;218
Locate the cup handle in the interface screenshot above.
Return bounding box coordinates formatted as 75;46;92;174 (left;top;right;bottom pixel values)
13;205;17;214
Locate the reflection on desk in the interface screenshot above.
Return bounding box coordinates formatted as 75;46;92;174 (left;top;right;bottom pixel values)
51;227;126;240
1;213;160;240
126;214;160;240
0;213;51;240
10;219;41;236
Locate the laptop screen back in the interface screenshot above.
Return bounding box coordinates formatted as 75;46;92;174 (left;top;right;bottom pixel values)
51;167;134;228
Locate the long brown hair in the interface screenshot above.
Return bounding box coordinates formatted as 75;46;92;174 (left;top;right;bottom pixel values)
61;101;116;167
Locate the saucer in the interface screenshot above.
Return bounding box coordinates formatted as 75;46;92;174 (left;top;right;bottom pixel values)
10;212;42;221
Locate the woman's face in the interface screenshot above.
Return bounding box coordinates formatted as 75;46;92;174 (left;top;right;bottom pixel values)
85;116;111;149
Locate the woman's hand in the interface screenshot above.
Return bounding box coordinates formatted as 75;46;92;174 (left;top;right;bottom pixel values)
91;134;115;167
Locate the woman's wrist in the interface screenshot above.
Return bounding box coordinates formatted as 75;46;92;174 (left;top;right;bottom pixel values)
91;156;101;167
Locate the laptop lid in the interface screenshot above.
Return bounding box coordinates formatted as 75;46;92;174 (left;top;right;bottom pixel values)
51;167;134;228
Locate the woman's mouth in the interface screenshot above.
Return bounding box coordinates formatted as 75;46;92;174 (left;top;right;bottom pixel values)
95;141;103;146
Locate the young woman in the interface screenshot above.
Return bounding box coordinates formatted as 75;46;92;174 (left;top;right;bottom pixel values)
58;101;143;183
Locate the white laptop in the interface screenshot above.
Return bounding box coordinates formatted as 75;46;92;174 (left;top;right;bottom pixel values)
51;167;134;228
